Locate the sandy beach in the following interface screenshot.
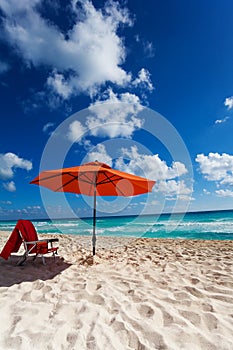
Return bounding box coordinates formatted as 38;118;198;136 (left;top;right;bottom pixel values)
0;231;233;350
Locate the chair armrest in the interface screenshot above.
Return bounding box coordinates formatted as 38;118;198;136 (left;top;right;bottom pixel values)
24;240;40;245
25;239;58;243
47;238;59;243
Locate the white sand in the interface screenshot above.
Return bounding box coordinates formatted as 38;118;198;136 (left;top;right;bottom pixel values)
0;230;233;350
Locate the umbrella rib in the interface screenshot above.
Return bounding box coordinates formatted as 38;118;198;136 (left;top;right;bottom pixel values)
97;172;126;196
95;172;119;185
78;172;96;196
79;172;96;184
33;173;65;183
55;173;78;191
56;172;97;192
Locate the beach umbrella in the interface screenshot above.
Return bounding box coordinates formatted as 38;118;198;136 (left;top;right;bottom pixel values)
30;161;156;255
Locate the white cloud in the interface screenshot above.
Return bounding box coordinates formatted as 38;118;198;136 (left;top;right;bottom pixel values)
67;90;143;143
3;181;16;192
143;41;155;57
86;144;113;166
132;68;154;91
215;116;229;124
87;90;143;138
32;90;73;113
26;205;41;210
67;120;87;143
116;146;188;181
0;152;32;180
216;189;233;197
224;96;233;110
92;144;192;198
0;0;40;15
156;180;192;198
47;71;73;99
0;0;133;97
118;146;192;199
43;122;55;133
196;152;233;197
196;152;233;184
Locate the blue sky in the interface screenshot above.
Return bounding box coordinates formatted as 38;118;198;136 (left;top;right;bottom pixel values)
1;0;233;220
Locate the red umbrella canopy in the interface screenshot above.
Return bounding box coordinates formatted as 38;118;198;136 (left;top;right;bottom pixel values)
30;161;156;197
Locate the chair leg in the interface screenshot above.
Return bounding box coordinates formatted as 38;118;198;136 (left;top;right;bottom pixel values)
41;256;46;265
17;254;27;266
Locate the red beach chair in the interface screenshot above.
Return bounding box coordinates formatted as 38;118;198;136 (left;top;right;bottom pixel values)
0;219;59;265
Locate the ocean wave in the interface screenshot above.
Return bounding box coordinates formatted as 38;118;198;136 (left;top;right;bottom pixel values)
1;211;233;240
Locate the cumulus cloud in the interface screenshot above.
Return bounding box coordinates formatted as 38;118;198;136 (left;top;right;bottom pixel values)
215;116;229;124
67;90;143;142
0;152;32;180
224;96;233;110
115;146;188;180
132;68;154;91
47;71;73;100
0;0;133;97
216;189;233;197
196;152;233;184
157;180;192;199
87;90;143;138
196;152;233;197
2;181;16;192
67;120;87;143
87;144;191;199
86;144;113;165
117;147;191;199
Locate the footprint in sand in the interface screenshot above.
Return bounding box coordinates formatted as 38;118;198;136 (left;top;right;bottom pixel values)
203;312;218;331
88;294;105;306
178;310;201;327
33;280;44;290
110;318;126;332
29;289;45;302
86;335;96;350
85;280;102;294
202;302;214;312
184;286;203;298
174;291;192;301
66;332;78;348
5;336;22;349
137;304;154;318
162;310;174;326
128;329;146;349
190;277;200;285
11;315;21;333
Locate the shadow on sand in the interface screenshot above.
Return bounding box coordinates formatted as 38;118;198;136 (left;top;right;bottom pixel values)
0;254;72;287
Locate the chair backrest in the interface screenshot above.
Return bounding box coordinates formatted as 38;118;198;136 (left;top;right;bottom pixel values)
17;220;38;242
0;219;38;260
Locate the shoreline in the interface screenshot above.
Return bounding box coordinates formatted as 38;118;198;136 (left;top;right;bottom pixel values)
0;231;233;349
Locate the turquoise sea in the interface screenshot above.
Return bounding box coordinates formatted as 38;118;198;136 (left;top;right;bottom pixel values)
1;210;233;240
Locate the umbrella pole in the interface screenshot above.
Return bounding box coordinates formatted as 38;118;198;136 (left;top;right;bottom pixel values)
92;184;97;256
